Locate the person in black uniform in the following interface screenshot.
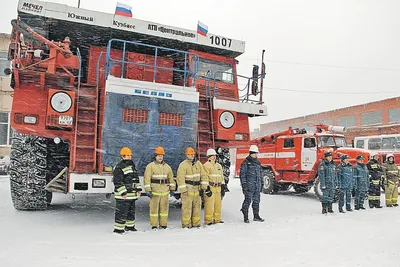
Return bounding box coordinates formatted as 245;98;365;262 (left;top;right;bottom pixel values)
113;147;142;234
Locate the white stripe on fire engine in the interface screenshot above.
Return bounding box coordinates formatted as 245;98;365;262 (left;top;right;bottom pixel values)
237;152;295;159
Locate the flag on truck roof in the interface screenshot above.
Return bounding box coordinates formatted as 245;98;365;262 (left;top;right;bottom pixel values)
115;2;132;17
197;21;208;37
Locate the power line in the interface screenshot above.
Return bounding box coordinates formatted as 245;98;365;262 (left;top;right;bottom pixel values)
237;84;400;95
238;58;400;72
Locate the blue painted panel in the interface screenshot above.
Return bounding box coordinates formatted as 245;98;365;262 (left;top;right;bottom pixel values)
102;92;198;175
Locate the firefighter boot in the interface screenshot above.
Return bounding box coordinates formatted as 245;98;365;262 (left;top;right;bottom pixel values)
241;209;249;223
322;203;327;214
339;207;345;213
328;203;334;213
376;200;383;208
253;211;265;222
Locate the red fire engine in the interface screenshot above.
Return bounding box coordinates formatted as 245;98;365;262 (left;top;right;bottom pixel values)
7;0;267;210
235;124;370;199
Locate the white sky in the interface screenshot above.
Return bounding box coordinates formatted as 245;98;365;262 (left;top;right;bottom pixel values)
2;0;400;131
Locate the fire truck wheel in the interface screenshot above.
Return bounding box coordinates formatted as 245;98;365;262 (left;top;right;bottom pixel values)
262;169;275;194
313;177;323;200
9;132;49;211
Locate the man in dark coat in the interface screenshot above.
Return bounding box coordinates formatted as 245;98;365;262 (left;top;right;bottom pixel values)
337;154;353;213
318;151;337;214
353;155;369;210
240;145;265;223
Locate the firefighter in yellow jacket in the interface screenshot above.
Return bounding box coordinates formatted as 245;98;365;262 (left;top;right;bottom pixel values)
383;154;400;207
177;147;208;228
203;148;225;225
144;146;175;229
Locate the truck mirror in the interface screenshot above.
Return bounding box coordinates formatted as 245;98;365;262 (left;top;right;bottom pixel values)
251;65;259;95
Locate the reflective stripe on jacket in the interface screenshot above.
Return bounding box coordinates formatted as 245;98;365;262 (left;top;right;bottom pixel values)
144;161;175;193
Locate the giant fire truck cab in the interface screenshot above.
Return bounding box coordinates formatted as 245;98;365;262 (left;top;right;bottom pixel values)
235;125;370;200
8;0;268;210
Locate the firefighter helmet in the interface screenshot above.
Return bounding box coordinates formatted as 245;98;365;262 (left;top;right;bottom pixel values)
120;147;132;156
185;147;195;155
371;152;379;158
249;145;259;153
386;153;395;160
154;146;165;155
206;148;217;157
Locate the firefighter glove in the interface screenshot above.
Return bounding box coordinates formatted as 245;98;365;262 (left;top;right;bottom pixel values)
147;192;153;198
221;184;227;193
205;186;212;197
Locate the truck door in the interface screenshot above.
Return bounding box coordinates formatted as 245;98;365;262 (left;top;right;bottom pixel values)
301;137;317;171
276;137;298;171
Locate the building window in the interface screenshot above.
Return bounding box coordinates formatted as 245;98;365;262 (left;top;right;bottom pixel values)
283;138;294;148
122;109;148;123
320;119;333;125
389;108;400;123
159;112;182;126
0;51;10;77
338;116;356;128
0;112;11;146
361;111;382;126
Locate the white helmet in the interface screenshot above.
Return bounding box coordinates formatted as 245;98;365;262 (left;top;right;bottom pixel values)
249;145;259;153
371;152;379;158
206;148;217;157
386;153;395;160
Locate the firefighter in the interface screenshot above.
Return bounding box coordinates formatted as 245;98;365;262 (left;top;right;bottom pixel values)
367;152;383;208
203;148;225;225
318;151;336;214
382;154;400;207
337;154;353;213
353;155;369;210
144;146;175;229
176;147;208;228
239;145;265;223
113;147;142;234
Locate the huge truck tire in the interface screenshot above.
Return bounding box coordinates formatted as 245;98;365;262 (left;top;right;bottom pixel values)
9;132;49;210
262;169;275;194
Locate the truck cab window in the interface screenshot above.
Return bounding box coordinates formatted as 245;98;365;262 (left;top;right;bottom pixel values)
197;58;234;84
284;138;295;148
303;138;316;148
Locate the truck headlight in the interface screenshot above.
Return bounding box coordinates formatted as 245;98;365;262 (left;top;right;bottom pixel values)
23;115;37;124
50;92;72;113
92;179;106;188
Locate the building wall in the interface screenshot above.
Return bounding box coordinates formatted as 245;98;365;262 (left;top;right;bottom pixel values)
259;97;400;144
0;33;12;156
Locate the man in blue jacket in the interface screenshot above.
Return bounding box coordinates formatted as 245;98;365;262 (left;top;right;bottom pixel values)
240;145;265;223
318;151;337;214
337;154;353;213
353;155;369;210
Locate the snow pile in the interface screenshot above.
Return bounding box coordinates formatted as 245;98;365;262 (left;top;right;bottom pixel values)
0;175;399;267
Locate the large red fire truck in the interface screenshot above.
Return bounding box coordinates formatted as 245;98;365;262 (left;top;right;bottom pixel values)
7;0;268;210
235;125;370;199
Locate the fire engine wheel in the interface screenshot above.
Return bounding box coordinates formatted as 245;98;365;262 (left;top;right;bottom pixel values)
9;132;49;210
262;169;275;194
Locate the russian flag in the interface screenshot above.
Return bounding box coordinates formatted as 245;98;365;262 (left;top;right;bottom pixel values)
115;2;132;17
197;21;208;37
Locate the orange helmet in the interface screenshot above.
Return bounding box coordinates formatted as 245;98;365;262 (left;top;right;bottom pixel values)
155;146;165;155
120;147;132;156
185;147;195;155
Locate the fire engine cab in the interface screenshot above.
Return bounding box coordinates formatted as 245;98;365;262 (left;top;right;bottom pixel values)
235;125;370;199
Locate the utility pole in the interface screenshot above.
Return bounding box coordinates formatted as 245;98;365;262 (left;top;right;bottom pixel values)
78;0;81;8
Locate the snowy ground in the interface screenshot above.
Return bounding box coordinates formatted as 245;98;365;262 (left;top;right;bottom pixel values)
1;175;400;267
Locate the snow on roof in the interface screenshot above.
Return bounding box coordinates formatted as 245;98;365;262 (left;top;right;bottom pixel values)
17;0;245;57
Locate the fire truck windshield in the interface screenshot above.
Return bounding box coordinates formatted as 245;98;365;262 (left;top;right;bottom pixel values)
197;58;234;84
318;136;347;148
